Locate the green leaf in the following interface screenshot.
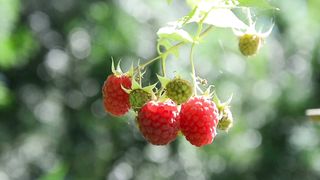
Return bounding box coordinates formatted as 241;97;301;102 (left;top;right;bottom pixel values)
157;26;194;43
158;39;172;53
157;39;179;58
238;0;278;10
187;0;239;11
205;9;248;29
167;0;173;4
182;6;198;25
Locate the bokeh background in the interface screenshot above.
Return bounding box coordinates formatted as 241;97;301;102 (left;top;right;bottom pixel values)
1;0;320;179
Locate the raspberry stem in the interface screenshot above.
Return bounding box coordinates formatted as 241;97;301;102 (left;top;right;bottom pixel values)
138;26;213;71
189;8;213;96
161;57;167;77
139;56;162;70
139;42;184;71
190;43;197;96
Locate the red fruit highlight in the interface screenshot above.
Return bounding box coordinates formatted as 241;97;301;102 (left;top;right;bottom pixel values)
179;96;219;147
102;74;131;116
137;100;180;145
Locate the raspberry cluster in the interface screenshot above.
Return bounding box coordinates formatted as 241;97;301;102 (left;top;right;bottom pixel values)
101;1;274;148
101;61;233;147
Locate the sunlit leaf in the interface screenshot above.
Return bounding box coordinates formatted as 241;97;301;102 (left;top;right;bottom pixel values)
181;6;198;25
238;0;278;9
157;26;194;43
158;39;179;58
189;8;248;29
186;0;239;9
204;9;248;29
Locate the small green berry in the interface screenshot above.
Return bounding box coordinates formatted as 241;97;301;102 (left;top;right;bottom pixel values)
166;78;193;104
238;34;261;56
129;89;152;111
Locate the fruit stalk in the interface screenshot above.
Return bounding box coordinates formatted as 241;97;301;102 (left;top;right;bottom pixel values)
189;43;197;96
138;26;213;71
161;56;167;77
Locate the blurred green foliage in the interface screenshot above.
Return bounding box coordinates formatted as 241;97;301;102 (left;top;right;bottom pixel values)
0;0;320;180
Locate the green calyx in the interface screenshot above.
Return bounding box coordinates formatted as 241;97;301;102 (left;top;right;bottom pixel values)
217;106;233;131
165;78;193;104
122;75;156;112
238;34;261;56
213;93;234;132
111;58;134;77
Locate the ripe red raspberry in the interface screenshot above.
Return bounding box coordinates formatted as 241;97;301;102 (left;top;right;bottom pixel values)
102;74;131;116
179;96;219;147
137;100;180;145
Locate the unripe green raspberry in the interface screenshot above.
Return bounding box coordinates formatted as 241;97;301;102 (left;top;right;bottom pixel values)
129;89;152;111
166;78;193;104
238;34;261;56
217;107;233;131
